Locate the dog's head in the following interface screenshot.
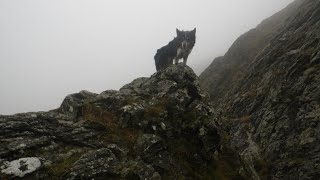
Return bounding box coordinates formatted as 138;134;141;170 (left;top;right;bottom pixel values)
176;28;196;49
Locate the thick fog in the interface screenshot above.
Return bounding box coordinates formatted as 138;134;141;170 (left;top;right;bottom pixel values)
0;0;293;115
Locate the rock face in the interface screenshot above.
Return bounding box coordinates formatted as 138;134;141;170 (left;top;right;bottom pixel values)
0;64;232;179
200;0;320;179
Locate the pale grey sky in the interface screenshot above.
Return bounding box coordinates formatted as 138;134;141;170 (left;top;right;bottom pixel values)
0;0;293;114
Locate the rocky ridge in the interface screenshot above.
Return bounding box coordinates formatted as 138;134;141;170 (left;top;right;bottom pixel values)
0;64;235;179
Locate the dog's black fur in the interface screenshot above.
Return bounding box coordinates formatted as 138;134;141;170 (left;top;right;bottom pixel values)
154;28;196;71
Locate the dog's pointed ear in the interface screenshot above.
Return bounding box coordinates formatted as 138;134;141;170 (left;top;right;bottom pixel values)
176;28;181;35
192;28;196;33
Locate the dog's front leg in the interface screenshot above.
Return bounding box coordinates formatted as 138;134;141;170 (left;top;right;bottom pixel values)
183;57;188;65
174;58;179;65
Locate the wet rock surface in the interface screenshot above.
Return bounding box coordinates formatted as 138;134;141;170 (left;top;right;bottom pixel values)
200;0;320;179
0;64;226;179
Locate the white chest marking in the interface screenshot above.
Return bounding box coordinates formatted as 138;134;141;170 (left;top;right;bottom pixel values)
177;48;182;56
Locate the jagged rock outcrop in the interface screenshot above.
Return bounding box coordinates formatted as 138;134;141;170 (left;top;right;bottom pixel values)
0;64;232;179
200;0;320;179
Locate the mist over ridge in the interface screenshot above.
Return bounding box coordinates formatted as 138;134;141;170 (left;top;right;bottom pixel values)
0;0;293;114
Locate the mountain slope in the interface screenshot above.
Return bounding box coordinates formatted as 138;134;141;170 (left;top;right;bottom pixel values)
200;0;320;179
200;0;304;106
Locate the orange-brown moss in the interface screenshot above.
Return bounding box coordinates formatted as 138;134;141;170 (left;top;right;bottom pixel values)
144;105;166;119
239;115;252;124
82;104;117;129
82;103;140;150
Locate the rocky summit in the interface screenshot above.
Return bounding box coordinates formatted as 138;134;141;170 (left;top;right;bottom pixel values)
0;64;233;179
200;0;319;179
1;0;320;179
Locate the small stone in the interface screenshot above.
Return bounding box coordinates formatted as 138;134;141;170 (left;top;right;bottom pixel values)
121;105;132;112
199;127;206;136
160;122;166;130
152;125;157;131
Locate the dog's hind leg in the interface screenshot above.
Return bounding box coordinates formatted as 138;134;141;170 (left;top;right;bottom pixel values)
183;56;188;65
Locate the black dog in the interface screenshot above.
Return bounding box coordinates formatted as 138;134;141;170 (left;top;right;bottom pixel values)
154;28;196;71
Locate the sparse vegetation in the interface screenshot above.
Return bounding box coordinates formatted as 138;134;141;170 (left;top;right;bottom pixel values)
239;115;252;124
144;105;166;119
82;103;141;149
46;152;84;180
82;103;116;128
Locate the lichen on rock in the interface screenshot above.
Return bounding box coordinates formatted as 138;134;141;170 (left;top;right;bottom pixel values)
1;157;41;177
